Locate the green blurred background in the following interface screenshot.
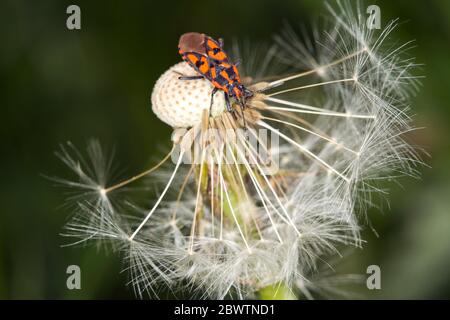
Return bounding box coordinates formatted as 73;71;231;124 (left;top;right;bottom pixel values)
0;0;449;299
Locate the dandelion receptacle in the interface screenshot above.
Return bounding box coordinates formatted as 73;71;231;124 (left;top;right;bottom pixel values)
56;1;422;299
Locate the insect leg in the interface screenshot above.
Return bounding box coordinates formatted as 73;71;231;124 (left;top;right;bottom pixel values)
239;98;247;128
209;87;219;116
225;93;238;120
178;75;204;81
224;92;233;113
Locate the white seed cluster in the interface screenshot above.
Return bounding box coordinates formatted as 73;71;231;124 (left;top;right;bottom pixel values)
59;3;421;300
151;62;225;128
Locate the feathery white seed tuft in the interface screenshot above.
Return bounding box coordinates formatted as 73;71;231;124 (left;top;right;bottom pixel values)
56;1;423;299
151;62;225;128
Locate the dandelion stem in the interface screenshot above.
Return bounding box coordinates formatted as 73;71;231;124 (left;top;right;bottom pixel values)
264;105;375;119
239;134;302;237
226;144;264;240
104;146;174;194
171;164;194;221
232;143;284;243
264;96;338;112
258;121;350;182
219;162;252;252
189;150;206;254
258;283;296;300
209;155;215;237
219;147;224;240
262;115;359;155
128;151;184;241
266;78;355;97
267;48;367;87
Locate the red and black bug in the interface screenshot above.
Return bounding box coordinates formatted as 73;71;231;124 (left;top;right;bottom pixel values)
178;32;253;121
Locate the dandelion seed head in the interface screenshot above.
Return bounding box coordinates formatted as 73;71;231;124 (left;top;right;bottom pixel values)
56;0;423;299
151;62;225;128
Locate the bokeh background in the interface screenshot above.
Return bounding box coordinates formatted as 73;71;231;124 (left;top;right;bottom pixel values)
1;0;449;299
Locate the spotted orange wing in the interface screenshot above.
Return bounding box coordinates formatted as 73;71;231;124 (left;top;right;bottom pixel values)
205;36;229;63
180;51;212;79
209;64;228;91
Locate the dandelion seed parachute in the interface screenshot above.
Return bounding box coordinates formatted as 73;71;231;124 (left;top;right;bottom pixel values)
57;1;421;299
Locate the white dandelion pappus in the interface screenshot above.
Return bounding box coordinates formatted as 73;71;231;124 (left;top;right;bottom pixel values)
57;1;421;299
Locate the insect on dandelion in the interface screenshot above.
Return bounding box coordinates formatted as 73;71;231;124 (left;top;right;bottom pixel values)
56;1;422;299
